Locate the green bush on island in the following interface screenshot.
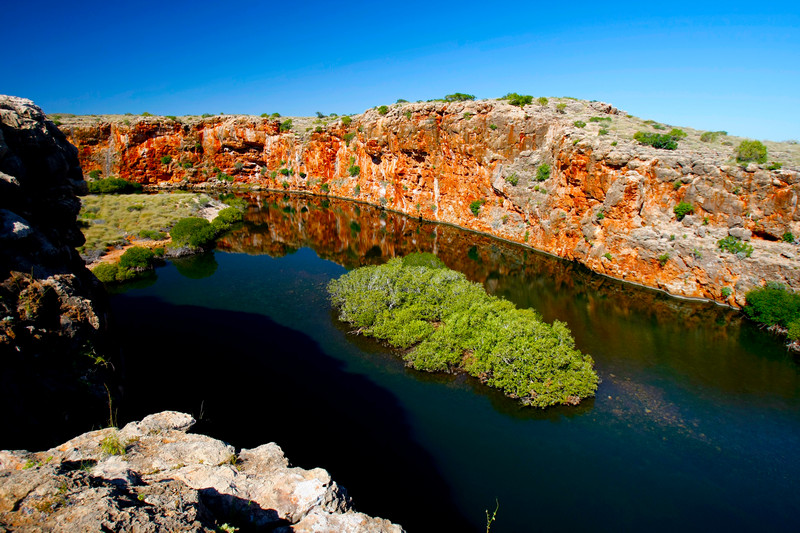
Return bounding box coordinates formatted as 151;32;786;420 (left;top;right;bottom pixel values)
327;255;599;407
87;177;143;194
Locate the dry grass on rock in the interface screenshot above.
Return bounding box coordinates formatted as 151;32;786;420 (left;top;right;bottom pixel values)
79;193;216;259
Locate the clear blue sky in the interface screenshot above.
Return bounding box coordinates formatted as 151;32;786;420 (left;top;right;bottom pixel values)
4;0;798;140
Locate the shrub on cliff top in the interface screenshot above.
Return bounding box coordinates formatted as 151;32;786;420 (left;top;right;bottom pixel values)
327;256;599;407
501;93;533;107
279;119;293;132
736;140;768;164
633;131;678;150
377;105;389;115
700;131;727;143
444;93;476;102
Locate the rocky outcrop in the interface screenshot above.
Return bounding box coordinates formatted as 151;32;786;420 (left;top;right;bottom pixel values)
59;99;800;305
0;411;404;532
0;96;110;446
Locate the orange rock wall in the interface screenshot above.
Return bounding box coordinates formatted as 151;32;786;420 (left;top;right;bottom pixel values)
60;101;800;305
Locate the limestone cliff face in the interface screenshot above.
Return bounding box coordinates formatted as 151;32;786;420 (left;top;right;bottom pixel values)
0;95;109;445
60;100;800;305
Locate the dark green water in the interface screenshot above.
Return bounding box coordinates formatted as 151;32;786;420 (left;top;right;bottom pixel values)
110;193;800;532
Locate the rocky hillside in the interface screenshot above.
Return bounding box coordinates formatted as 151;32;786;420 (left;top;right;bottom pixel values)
58;99;800;305
0;411;403;532
0;95;110;444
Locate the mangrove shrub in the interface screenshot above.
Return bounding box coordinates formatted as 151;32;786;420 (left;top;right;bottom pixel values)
744;283;800;338
87;177;143;194
170;217;217;248
327;256;599;407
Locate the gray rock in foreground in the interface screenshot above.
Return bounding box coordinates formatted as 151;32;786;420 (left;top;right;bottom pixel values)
0;411;404;532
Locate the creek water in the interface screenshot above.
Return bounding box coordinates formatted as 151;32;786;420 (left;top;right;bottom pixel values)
109;192;800;532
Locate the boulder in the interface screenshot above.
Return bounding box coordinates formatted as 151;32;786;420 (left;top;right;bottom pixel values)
0;411;404;532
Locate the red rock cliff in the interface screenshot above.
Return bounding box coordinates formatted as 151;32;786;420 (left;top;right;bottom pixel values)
58;99;800;305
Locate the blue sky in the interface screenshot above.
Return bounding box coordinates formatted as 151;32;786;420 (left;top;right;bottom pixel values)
5;0;798;140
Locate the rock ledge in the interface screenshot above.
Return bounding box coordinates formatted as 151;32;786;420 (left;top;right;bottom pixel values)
0;411;404;532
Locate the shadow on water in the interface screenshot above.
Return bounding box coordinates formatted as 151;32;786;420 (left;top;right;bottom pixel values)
20;190;794;533
111;295;476;532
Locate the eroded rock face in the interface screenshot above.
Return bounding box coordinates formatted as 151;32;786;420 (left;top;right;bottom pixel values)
60;100;800;305
0;95;109;447
0;411;404;533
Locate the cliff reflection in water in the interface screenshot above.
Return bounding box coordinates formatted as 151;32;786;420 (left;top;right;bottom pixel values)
217;192;737;328
215;192;800;403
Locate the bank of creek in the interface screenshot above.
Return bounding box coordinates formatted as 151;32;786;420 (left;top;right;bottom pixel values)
92;193;800;531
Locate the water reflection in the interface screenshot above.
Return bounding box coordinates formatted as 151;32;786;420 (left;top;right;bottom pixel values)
219;193;737;327
172;252;218;279
110;191;800;532
217;192;798;404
